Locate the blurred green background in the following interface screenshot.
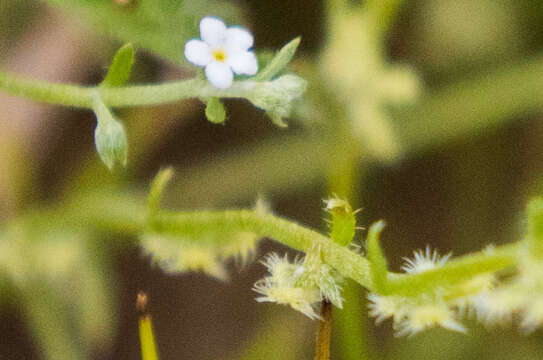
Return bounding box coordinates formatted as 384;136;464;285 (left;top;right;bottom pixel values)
0;0;542;359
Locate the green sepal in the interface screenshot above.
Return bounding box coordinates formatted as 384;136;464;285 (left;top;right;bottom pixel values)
101;43;134;87
204;97;226;124
366;221;388;293
92;94;128;170
254;37;301;81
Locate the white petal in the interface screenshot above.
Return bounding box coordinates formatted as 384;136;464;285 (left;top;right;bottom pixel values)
227;51;258;75
184;40;212;66
205;61;233;89
200;16;227;46
226;27;254;50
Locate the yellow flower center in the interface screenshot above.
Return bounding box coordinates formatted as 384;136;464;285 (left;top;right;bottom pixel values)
213;49;227;62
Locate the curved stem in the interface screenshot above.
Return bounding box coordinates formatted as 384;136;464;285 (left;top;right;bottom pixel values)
150;210;373;288
67;189;521;295
385;243;518;297
0;70;261;109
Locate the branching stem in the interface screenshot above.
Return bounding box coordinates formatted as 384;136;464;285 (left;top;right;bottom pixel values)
64;189;522;296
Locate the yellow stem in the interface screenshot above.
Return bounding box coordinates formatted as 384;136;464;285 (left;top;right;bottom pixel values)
137;292;159;360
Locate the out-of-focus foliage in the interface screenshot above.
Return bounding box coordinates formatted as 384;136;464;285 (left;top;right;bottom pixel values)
43;0;240;64
0;214;115;360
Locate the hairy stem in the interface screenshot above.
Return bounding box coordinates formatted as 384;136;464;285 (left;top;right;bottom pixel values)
67;190;521;295
150;210;373;288
0;70;263;109
385;243;519;297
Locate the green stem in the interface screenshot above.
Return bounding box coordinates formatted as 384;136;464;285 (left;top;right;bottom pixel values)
327;129;371;360
333;279;369;360
67;189;521;296
385;243;519;297
151;210;373;288
22;284;84;360
0;70;265;109
363;0;405;40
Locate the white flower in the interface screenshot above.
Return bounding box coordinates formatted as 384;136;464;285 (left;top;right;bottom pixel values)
253;251;344;319
395;303;466;337
368;293;466;336
184;16;258;89
401;246;451;274
253;253;322;319
368;293;406;325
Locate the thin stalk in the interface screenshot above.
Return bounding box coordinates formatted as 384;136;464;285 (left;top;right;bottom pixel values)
318;37;375;351
137;292;159;360
0;70;263;109
327;133;371;360
363;0;405;41
314;300;332;360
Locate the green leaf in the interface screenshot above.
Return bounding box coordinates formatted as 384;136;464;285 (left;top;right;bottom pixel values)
92;94;128;170
254;37;301;81
366;221;388;293
101;43;134;87
148;167;174;217
204;97;226;124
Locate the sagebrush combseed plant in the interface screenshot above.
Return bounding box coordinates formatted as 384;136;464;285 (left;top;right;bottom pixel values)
0;1;542;359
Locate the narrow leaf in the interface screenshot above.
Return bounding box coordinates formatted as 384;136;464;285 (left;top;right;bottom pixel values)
366;221;388;293
101;43;135;87
267;112;288;128
254;37;301;81
137;292;159;360
148;167;174;217
204;97;226;124
92;94;128;170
